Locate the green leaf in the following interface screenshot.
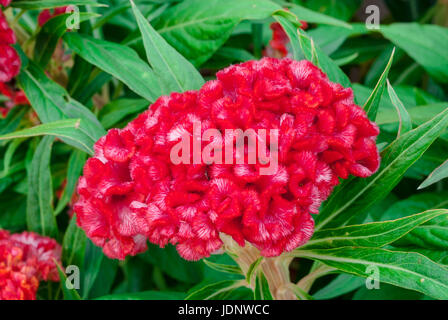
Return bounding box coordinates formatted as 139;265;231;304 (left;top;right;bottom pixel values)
34;13;98;68
26;136;58;238
131;1;204;94
273;14;303;61
0;138;25;178
99;99;148;129
11;0;106;9
254;272;273;300
185;280;245;300
392;247;448;267
55;150;86;215
380;23;448;83
419;160;448;190
303;210;447;249
395;214;448;250
297;29;351;88
353;282;423;300
0;119;95;155
363;48;395;121
382;192;448;221
288;4;352;29
387;80;412;138
313;273;364;300
0;107;26;137
55;262;82;300
81;240;105;299
273;12;350;88
295;247;448;300
97;291;186;300
87;256;118;299
290;284;315;300
62;214;87;268
316;107;448;230
153;0;281;67
203;259;243;276
63;32;162;102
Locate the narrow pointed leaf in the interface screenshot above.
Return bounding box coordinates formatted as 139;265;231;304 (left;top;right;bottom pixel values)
297;29;351;88
185;280;245;300
288;4;352;29
55;150;86;215
203;259;242;275
0;119;95;155
254;272;273;300
11;0;105;9
63;32;162;102
363;48;395;121
152;0;281;66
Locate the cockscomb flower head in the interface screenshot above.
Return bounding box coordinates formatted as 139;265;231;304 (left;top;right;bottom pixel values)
0;9;20;83
38;6;69;27
0;230;62;300
74;58;380;261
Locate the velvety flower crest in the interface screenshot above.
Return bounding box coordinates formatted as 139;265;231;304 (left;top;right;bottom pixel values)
74;58;380;261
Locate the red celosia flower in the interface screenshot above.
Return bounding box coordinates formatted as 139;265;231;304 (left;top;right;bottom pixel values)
0;230;62;300
74;58;380;261
0;10;20;83
264;21;308;58
38;6;69;27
